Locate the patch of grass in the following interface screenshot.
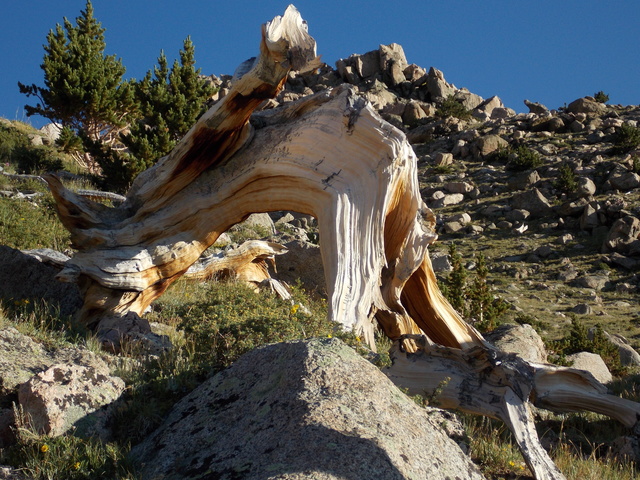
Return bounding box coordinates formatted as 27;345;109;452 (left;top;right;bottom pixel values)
464;412;637;480
552;442;637;480
174;280;342;370
0;298;85;349
463;415;531;478
0;191;70;251
3;409;137;480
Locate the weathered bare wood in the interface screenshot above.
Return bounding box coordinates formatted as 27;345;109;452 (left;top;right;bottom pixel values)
184;240;287;284
385;334;640;479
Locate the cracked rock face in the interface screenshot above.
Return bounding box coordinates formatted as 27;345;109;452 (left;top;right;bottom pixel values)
131;338;485;480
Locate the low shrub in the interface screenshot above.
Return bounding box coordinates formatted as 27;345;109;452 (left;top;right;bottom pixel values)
555;163;578;193
593;91;610;103
506;145;543;171
436;95;472;121
613;123;640;154
551;318;626;376
14;145;64;174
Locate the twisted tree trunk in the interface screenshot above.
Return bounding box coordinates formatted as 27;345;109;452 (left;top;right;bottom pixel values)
44;6;640;480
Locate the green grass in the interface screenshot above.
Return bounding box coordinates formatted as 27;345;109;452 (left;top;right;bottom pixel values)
464;413;638;480
6;414;137;480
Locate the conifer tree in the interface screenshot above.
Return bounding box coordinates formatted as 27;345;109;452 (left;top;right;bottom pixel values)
18;1;137;172
121;37;216;176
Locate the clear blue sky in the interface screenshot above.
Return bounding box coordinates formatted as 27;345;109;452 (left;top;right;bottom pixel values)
2;1;639;128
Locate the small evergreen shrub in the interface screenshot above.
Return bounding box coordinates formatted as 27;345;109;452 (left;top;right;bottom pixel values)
613;123;640;154
439;245;508;332
439;244;467;315
551;318;626;376
506;145;543;171
436;95;472;121
554;163;578;193
0;124;29;164
466;253;509;332
593;91;610;103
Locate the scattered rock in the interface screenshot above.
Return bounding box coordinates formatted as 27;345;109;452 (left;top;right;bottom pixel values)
431;251;452;272
573;275;609;290
18;363;125;437
473;134;508;158
485;323;547;363
275;238;325;295
524;99;549;114
432;193;465;208
571;303;592;315
565;352;612;384
602;215;640;255
566;97;607;115
511;188;553;217
591;330;640;367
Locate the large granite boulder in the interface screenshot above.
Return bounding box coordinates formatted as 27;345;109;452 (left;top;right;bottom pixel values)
131;338;485;480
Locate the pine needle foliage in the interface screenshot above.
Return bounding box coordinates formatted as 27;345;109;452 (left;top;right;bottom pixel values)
18;1;137;150
439;244;508;332
120;37;216;179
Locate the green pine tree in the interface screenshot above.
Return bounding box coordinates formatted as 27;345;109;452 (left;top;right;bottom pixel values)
120;37;216;179
466;253;508;331
440;243;467;316
18;1;137;173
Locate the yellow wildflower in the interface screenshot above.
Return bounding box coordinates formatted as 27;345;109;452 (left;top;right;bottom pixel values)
40;444;49;453
290;304;300;315
73;461;81;470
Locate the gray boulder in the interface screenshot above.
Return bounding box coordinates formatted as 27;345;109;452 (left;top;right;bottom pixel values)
485;324;547;363
511;188;554;218
473;134;508;158
590;330;640;367
18;363;125;437
131;338;485;480
566;97;607;115
425;67;456;102
276;238;325;295
379;43;408;87
566;352;612;384
524;99;549;115
602;215;640;255
609;171;640;191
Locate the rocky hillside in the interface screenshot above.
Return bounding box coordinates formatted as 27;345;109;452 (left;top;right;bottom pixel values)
204;43;640;346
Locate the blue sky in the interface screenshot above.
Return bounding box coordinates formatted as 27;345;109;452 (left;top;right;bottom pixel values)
2;1;639;128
